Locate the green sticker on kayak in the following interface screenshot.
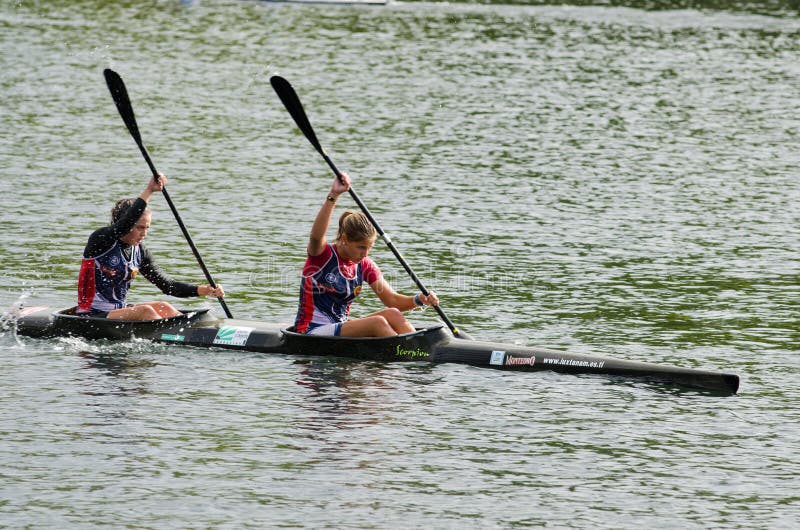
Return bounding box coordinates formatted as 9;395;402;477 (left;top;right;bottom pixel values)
161;333;185;342
395;345;428;358
213;326;253;346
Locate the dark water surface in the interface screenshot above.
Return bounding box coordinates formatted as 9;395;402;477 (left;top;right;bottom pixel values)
1;1;799;528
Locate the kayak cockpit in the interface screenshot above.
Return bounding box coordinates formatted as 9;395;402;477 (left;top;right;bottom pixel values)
49;306;214;341
280;324;449;361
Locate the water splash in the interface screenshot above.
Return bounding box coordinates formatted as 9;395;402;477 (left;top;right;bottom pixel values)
0;292;31;331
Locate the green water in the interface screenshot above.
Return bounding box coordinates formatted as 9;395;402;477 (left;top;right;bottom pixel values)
1;1;798;528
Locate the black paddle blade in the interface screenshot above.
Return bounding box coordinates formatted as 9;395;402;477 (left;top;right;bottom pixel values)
103;69;143;146
270;76;324;155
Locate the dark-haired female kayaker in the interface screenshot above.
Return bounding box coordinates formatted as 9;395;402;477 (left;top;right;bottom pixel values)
77;173;224;320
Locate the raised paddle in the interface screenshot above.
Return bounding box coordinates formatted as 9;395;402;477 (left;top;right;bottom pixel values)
270;75;472;340
103;69;233;319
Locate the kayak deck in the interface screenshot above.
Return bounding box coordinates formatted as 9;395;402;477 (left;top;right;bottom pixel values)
9;306;740;395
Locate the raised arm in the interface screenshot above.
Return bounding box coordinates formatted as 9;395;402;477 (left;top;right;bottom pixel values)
111;173;166;238
307;173;351;257
138;172;165;203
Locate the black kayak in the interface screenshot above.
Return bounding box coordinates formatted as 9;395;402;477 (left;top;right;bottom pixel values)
8;306;740;395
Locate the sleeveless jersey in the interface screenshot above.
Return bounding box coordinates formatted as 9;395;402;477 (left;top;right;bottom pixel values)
294;243;381;333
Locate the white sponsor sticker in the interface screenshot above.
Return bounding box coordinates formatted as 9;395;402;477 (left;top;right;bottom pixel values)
490;350;506;365
212;326;254;346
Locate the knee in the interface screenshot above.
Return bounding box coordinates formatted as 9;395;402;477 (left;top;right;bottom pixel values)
382;307;404;322
137;306;160;320
370;316;395;336
152;302;179;317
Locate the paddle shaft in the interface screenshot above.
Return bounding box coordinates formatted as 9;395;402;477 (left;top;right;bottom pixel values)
104;69;233;318
270;75;466;338
140;147;233;319
321;153;462;335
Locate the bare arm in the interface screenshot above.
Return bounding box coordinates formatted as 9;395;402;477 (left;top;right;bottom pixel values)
369;278;439;311
307;173;351;257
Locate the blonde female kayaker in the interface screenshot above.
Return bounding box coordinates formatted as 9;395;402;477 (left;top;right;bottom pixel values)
76;173;224;320
294;173;438;337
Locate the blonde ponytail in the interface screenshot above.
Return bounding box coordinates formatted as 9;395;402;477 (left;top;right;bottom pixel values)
336;210;375;243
